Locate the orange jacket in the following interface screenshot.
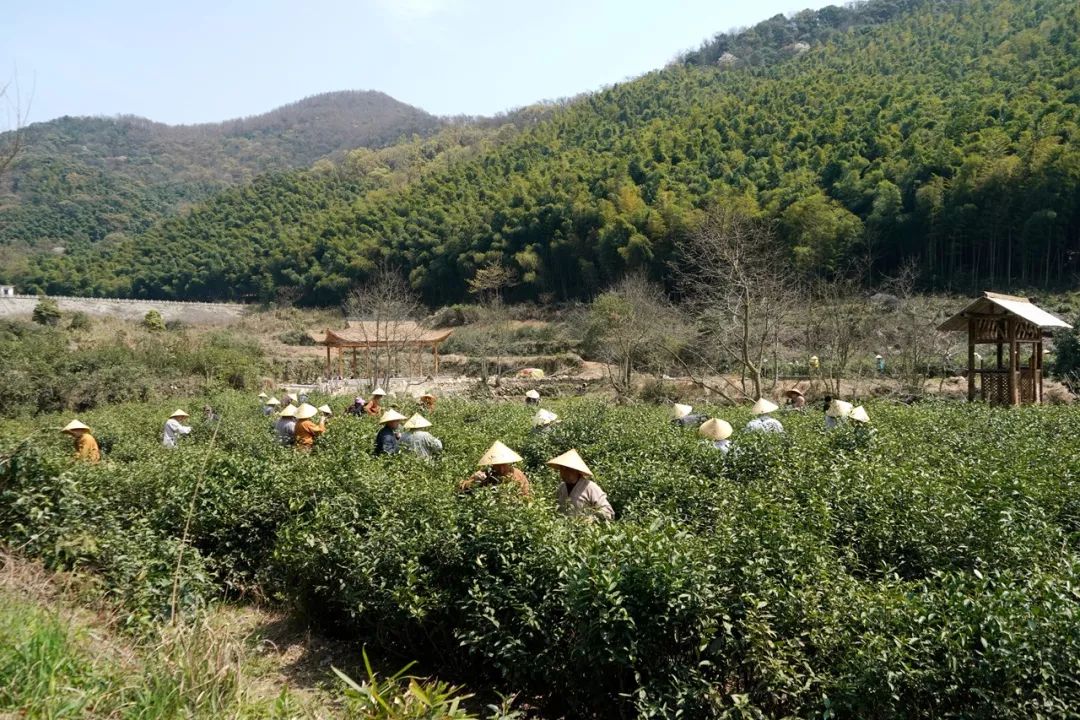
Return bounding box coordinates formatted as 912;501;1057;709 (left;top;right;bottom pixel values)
294;419;325;449
75;433;101;463
363;400;381;416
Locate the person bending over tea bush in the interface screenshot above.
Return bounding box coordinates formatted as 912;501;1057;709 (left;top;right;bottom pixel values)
550;449;613;521
461;441;531;496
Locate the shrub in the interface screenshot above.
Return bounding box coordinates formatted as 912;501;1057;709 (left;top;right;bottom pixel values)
31;297;61;326
276;328;315;346
67;311;91;331
143;309;166;332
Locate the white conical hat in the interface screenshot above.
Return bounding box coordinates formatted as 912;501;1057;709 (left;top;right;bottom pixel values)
169;408;190;419
525;390;540;400
750;398;778;415
279;404;298;418
672;403;693;419
849;405;870;423
699;418;733;441
372;387;387;396
378;409;407;424
286;393;299;403
477;441;522;466
826;399;853;418
62;419;90;433
257;392;268;399
532;409;559;427
318;404;332;415
403;413;432;430
294;403;318;420
546;449;593;477
265;397;281;406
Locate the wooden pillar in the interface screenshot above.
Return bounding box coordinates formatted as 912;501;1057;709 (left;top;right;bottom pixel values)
351;347;358;378
996;342;1003;369
1008;319;1020;406
337;347;344;379
433;343;440;375
325;344;331;378
1036;340;1044;404
967;319;976;402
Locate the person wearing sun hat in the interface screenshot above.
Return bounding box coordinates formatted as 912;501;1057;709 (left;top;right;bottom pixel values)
162;409;193;448
745;398;784;434
275;403;298;446
62;419;101;463
460;441;531;496
364;388;387;416
525;389;541;406
317;404;333;424
293;403;325;452
825;398;853;430
549;449;613;521
263;396;281;416
783;388;806;411
670;403;708;427
345;395;367;416
285;392;299;406
374;408;406;456
531;408;559;435
419;392;436;413
400;413;443;460
699;418;734;453
257;392;268;404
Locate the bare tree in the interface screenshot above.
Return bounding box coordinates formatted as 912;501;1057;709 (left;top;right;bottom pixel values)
0;70;32;178
884;259;958;395
675;209;799;400
804;269;875;396
344;264;424;386
467;261;518;385
584;274;689;396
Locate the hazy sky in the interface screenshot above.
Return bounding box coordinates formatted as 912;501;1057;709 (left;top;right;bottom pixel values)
3;0;836;126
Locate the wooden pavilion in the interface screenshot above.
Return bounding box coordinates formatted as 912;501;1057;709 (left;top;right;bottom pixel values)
317;322;454;378
938;292;1071;405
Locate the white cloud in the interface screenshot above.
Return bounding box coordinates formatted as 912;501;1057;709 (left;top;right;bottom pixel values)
374;0;458;21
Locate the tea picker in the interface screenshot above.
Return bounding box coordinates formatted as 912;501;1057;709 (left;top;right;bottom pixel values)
374;409;406;456
293;403;325;452
163;409;193;448
400;413;443;460
549;449;613;521
460;441;531;496
62;419;101;463
745;398;784;433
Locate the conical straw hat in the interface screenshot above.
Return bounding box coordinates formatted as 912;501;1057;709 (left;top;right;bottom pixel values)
546;449;593;477
286;393;299;403
699;418;733;441
826;399;853;418
378;409;407;424
279;404;298;418
525;390;540;400
672;403;693;419
477;441;522;466
294;403;318;420
783;388;804;398
318;404;332;415
532;409;559;427
750;398;778;415
62;419;90;433
419;391;435;400
403;413;432;430
372;387;387;396
265;397;281;406
849;405;870;423
257;392;268;399
169;409;190;419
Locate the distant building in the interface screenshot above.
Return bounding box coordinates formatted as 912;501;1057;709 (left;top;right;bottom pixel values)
0;286;15;297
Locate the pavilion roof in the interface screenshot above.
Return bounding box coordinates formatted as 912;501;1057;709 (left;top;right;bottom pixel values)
318;322;453;347
938;292;1071;332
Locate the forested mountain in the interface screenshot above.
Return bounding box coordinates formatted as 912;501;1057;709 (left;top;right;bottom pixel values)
14;0;1080;305
0;91;442;259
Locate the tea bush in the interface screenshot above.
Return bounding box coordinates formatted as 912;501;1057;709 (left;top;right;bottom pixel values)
3;394;1080;717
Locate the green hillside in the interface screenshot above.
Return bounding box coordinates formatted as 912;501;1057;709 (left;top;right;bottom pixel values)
0;91;442;260
16;0;1080;305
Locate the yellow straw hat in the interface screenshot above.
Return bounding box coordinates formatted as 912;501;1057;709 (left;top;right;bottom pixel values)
699;418;733;441
403;413;432;430
750;398;779;415
477;441;523;466
826;399;853;418
378;409;407;424
372;388;387;397
294;403;318;420
169;409;190;419
265;397;281;406
672;403;693;419
257;392;268;400
61;419;90;433
545;449;593;477
286;393;299;404
525;390;541;400
278;404;298;418
318;404;332;415
849;405;870;423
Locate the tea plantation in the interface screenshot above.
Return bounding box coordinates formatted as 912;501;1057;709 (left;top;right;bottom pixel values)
2;395;1079;718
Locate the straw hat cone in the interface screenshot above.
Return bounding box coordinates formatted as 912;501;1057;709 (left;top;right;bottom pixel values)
532;409;559;427
279;404;298;418
419;392;435;400
671;403;693;419
318;404;332;415
286;393;299;404
403;413;432;430
783;388;804;399
477;441;522;466
525;390;540;400
294;403;318;420
372;388;387;397
62;419;90;433
699;418;733;441
546;449;593;477
849;405;870;423
826;399;853;418
169;409;190;419
378;409;407;425
258;392;268;400
265;397;281;406
750;398;779;415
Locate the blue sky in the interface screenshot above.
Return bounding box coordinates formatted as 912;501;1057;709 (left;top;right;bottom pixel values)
3;0;835;126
